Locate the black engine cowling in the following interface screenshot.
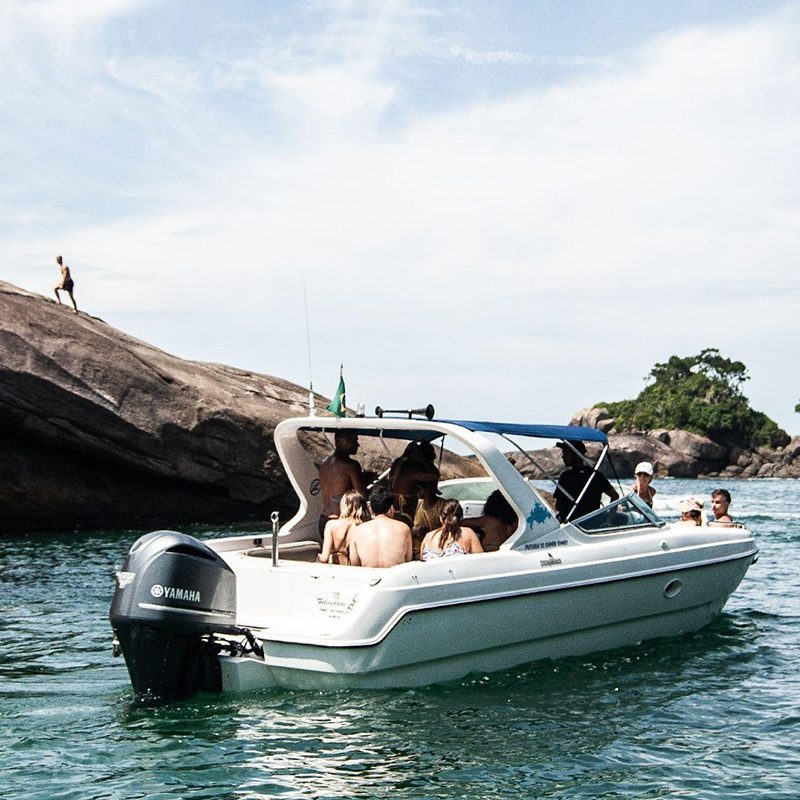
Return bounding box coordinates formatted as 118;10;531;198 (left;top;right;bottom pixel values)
109;530;240;703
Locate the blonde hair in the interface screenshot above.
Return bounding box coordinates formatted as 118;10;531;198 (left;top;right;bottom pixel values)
339;490;370;524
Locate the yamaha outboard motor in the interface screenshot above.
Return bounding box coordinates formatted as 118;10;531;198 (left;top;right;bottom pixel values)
110;530;240;704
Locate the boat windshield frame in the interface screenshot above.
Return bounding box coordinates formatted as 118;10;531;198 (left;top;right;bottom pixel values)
572;492;665;534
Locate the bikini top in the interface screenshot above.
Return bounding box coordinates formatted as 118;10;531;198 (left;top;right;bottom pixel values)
421;539;467;561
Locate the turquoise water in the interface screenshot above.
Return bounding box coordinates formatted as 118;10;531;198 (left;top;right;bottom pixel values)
2;479;798;799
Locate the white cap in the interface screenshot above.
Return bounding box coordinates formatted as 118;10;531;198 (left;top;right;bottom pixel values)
635;461;654;476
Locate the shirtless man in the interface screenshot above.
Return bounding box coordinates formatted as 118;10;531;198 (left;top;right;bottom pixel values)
349;487;412;568
318;430;367;536
710;488;734;525
54;255;78;312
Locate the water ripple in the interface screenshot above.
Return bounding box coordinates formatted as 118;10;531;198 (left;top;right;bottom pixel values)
1;480;799;799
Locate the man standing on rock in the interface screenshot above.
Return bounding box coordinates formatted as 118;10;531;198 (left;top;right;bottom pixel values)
349;487;412;568
54;255;78;312
318;430;367;537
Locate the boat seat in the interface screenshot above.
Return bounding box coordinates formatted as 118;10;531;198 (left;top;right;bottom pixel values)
245;541;321;562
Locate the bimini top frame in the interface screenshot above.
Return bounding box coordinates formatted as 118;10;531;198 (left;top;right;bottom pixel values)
273;415;611;550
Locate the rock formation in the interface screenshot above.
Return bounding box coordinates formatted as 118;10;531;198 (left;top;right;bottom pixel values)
0;281;478;535
568;406;800;479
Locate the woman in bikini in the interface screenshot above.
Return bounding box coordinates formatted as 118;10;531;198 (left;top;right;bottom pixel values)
420;499;484;561
318;490;370;565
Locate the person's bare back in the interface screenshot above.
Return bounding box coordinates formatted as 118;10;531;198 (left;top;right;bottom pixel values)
319;517;357;564
349;486;412;568
349;516;411;567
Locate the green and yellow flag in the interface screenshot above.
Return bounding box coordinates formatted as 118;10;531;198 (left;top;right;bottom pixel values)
326;366;346;417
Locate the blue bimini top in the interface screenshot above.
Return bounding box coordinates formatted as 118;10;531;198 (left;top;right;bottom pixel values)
436;420;608;444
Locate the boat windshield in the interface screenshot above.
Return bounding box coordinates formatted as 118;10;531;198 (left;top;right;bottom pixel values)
574;493;664;534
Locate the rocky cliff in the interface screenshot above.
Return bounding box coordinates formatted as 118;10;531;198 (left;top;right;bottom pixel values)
0;281;313;534
0;280;479;535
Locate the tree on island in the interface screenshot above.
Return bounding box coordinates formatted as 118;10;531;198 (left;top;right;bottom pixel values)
600;348;789;449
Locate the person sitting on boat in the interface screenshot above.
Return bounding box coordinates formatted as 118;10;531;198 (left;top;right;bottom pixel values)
461;490;519;551
318;430;368;538
421;499;484;560
553;441;619;523
677;497;705;526
318;490;370;565
709;488;734;526
349;486;412;568
389;441;439;528
631;461;656;507
411;480;447;559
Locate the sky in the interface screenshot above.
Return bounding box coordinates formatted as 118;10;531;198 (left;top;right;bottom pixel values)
2;0;799;435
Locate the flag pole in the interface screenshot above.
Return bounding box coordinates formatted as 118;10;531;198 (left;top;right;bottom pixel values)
302;278;315;416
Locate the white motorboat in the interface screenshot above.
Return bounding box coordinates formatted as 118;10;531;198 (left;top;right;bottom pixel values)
110;411;758;702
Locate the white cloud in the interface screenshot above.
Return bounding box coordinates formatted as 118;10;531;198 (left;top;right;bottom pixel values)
2;2;799;432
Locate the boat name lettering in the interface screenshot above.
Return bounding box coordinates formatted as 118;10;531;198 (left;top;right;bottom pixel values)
316;595;357;617
523;540;569;551
150;584;201;603
540;557;562;567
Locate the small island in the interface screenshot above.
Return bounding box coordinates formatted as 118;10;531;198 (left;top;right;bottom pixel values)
568;348;799;480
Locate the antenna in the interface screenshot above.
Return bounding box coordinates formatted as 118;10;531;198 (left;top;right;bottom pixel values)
302;278;315;416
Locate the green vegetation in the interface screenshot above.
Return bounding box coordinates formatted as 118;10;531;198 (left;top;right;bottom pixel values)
600;348;789;449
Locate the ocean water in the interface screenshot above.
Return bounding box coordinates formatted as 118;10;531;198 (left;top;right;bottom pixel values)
1;478;798;800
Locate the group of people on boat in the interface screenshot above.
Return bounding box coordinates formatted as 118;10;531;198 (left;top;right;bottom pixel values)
315;430;739;568
675;488;735;526
316;431;519;568
629;460;736;526
626;457;736;526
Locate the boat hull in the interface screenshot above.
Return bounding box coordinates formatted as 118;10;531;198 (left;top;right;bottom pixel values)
219;551;754;692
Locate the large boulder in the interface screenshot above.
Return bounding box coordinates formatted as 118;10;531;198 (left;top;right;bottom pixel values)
662;430;728;462
0;280;479;534
569;406;616;434
0;281;316;533
602;433;689;477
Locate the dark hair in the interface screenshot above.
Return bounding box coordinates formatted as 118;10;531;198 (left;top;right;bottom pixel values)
483;490;517;526
416;441;436;462
369;486;394;516
438;499;463;550
334;430;356;444
711;488;731;504
557;440;587;456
